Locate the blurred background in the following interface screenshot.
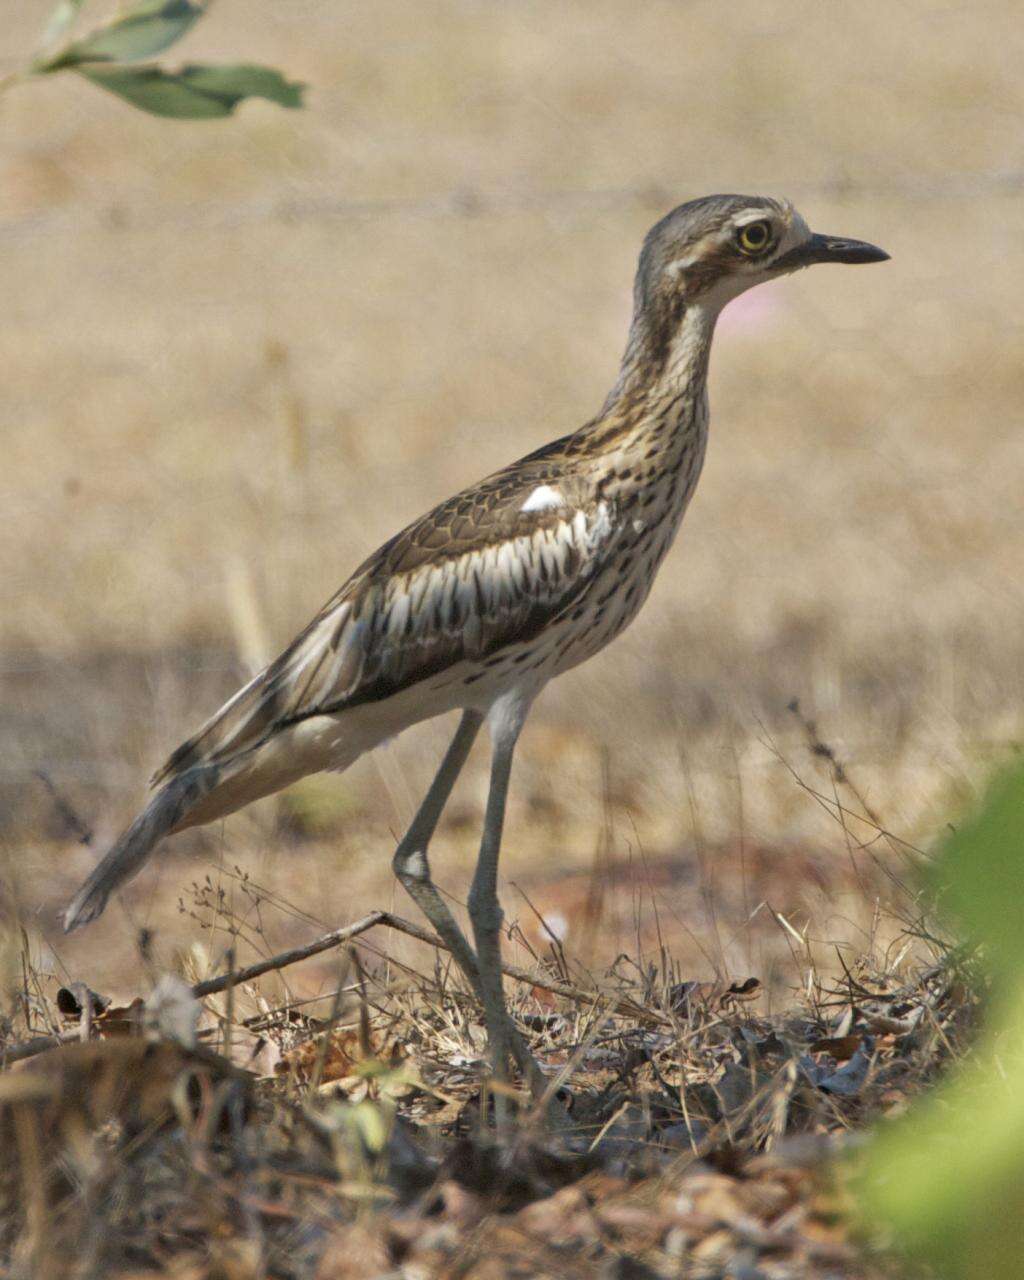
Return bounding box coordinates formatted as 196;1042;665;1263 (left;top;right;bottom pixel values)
2;0;1022;1000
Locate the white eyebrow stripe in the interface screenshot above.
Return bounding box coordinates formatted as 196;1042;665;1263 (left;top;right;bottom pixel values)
733;210;776;227
520;484;565;513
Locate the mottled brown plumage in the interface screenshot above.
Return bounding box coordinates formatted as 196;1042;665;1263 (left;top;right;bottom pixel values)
63;194;887;1100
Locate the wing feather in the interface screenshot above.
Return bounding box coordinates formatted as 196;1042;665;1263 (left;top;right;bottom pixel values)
153;448;616;786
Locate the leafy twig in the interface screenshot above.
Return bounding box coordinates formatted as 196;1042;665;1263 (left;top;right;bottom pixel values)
4;0;304;120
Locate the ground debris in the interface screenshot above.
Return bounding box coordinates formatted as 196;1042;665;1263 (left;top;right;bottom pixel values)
0;924;972;1278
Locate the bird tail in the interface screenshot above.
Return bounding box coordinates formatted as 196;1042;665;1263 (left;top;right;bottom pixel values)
62;764;220;933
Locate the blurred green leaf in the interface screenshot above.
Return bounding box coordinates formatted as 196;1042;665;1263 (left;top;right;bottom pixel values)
857;980;1024;1277
172;63;305;109
346;1099;391;1155
935;764;1024;979
76;62;304;118
856;761;1024;1278
41;0;86;49
42;0;201;70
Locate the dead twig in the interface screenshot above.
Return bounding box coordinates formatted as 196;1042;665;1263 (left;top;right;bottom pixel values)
373;911;672;1026
7;908;670;1067
191;911;389;998
191;908;669;1023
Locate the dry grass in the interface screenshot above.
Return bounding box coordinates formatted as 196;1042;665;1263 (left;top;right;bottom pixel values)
3;0;1020;990
0;3;1018;1268
0;876;977;1278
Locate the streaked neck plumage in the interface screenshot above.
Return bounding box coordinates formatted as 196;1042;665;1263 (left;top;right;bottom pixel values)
584;294;723;471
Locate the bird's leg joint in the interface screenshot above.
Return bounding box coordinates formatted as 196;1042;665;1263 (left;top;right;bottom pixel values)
393;842;430;884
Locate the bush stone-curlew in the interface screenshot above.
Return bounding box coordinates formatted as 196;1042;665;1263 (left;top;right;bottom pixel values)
63;194;888;1092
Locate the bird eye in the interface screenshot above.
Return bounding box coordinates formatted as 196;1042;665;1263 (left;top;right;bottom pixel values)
736;220;772;255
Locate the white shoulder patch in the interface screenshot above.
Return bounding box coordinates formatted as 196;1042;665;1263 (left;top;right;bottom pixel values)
520;484;564;514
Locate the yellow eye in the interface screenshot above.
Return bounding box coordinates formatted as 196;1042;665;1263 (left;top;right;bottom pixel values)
736;220;772;255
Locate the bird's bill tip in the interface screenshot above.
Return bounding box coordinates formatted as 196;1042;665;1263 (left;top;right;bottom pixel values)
803;232;890;265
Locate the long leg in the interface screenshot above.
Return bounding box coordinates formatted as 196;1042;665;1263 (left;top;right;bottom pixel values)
392;710;484;996
467;694;530;1094
393;706;542;1092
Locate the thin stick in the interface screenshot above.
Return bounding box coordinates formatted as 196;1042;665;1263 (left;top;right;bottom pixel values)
191;907;666;1023
379;912;668;1023
191;911;388;997
5;907;669;1065
223;945;236;1061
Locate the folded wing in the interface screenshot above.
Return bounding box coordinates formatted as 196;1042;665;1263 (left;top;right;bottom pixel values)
153;453;614;787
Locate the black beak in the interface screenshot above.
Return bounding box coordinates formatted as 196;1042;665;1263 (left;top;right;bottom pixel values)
775;232;890;271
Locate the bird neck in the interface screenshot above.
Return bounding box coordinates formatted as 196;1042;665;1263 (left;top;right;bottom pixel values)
615;295;719;407
583;297;720;464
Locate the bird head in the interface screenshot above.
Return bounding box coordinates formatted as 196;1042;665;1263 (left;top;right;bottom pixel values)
625;194;888;377
642;194;888;302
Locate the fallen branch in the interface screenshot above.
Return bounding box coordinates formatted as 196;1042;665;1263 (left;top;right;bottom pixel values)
4;908;666;1065
192;910;388;997
194;908;668;1025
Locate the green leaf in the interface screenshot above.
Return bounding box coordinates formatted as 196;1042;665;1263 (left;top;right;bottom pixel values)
170;63;304;110
935;764;1024;978
76;62;305;119
346;1099;391;1155
856;979;1024;1278
41;0;86;49
41;0;202;70
854;762;1024;1278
